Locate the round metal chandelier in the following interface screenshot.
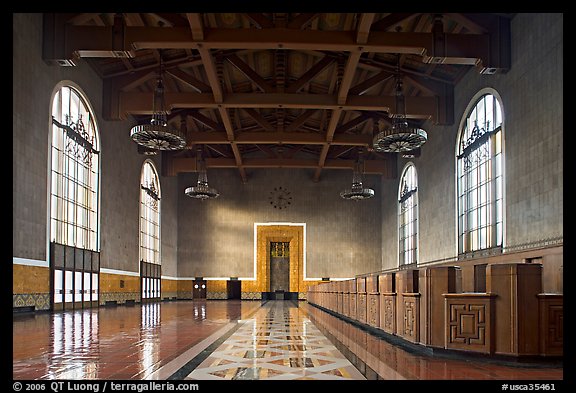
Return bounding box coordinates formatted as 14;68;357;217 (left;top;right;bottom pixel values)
340;151;375;201
373;64;427;154
185;148;219;200
130;52;186;151
373;118;428;153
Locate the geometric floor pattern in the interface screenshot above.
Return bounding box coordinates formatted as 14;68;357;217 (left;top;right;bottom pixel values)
186;301;366;380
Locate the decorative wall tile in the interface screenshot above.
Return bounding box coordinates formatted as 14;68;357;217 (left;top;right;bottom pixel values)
100;291;140;305
13;293;50;311
241;292;262;300
207;291;227;300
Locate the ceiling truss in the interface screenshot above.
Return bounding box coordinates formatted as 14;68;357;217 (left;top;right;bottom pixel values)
43;12;511;182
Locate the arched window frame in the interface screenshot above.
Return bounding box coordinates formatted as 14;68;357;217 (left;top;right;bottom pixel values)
398;162;418;267
49;82;100;251
456;89;505;255
140;160;161;301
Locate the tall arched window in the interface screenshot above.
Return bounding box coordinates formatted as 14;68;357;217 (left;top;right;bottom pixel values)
50;83;100;310
457;91;504;254
140;161;161;301
398;163;418;266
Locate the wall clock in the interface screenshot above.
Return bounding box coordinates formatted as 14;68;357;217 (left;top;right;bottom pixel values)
268;186;292;210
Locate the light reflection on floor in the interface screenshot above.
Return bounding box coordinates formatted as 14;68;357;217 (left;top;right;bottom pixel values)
13;300;260;380
13;299;563;380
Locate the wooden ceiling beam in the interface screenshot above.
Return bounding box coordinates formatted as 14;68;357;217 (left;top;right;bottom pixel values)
242;108;275;132
56;26;495;67
119;92;437;120
153;13;187;27
287;13;321;29
285;109;319;132
181;131;372;146
356;13;376;44
337;51;361;105
286;56;334;93
166;68;212;93
348;70;393;96
225;53;276;93
169;156;392;175
313;107;343;181
334;113;371;134
187;109;223;131
206;144;230;158
243;13;274;29
185;13;204;40
186;13;246;182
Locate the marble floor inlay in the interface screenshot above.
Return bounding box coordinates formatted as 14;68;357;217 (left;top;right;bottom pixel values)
185;301;366;380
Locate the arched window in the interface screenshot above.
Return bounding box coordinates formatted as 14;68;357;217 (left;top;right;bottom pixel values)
50;84;100;249
140;160;161;301
457;91;504;254
50;83;100;310
398;163;418;266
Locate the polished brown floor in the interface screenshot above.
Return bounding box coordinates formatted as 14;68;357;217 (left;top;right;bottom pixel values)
13;300;562;380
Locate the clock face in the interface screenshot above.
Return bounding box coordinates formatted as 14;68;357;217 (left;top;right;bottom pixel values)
268;186;292;209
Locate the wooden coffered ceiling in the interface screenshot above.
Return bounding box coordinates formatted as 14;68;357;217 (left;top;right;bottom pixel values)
43;12;513;182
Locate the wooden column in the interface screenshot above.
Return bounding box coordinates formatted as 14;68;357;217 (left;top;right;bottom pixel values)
397;269;420;343
342;279;350;317
367;275;380;328
349;278;358;321
379;272;397;335
486;263;542;356
337;280;344;315
328;281;336;312
357;277;367;325
419;266;459;348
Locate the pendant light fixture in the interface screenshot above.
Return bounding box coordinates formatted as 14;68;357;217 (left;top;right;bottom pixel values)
340;149;375;201
373;58;427;154
185;147;220;200
130;50;187;151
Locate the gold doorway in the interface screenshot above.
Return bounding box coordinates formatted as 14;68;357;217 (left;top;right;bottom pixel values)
243;224;307;299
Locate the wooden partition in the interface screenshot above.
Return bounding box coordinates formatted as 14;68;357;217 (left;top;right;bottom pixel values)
342;279;350;317
444;293;496;354
537;294;563;356
367;275;380;328
306;256;562;361
379;273;396;335
329;281;336;312
420;266;459;348
487;263;542;357
349;278;357;321
397;269;420;343
337;280;344;315
356;277;367;325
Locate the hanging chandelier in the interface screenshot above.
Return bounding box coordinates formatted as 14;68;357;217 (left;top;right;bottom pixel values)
340;150;375;201
373;62;427;153
130;51;186;151
185;147;220;200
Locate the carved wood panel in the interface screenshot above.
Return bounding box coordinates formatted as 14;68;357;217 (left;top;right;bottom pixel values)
368;294;380;328
538;294;563;356
445;294;494;354
349;293;357;320
380;294;397;335
402;296;420;343
357;293;367;324
342;293;350;317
